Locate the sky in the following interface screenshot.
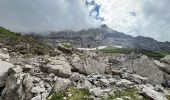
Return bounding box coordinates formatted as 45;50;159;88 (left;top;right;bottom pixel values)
0;0;170;42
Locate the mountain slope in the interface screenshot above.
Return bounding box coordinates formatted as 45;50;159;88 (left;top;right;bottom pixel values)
40;25;170;52
0;26;53;55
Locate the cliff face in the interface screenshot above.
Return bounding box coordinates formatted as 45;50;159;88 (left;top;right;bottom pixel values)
40;25;170;52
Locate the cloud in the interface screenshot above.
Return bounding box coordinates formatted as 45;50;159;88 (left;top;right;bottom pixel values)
94;0;170;42
0;0;97;33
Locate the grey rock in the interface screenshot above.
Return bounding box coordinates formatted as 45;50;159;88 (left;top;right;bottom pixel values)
99;79;110;86
0;60;14;87
83;80;93;91
8;65;23;74
131;74;148;84
71;56;108;75
31;95;41;100
47;57;72;78
0;48;10;61
130;55;164;84
31;86;46;93
53;78;71;92
154;60;170;74
115;79;134;87
69;73;83;82
90;88;103;97
161;55;170;65
163;73;170;88
139;85;168;100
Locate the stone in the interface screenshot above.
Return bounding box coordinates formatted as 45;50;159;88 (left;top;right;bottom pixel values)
8;65;23;74
161;55;170;65
83;80;93;91
57;43;73;54
131;74;148;84
154;60;170;74
162;73;170;88
115;79;134;87
99;79;110;86
47;57;72;78
1;73;34;100
128;55;164;84
0;60;14;87
0;48;10;61
90;88;103;97
69;73;83;82
111;69;122;75
139;85;168;100
31;95;41;100
53;78;71;92
31;86;46;93
71;56;108;75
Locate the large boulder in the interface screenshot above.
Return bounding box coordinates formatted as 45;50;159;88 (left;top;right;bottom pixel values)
46;56;72;78
0;61;14;87
126;55;164;84
70;55;108;75
161;55;170;65
0;48;10;61
139;85;168;100
1;73;34;100
57;43;73;54
53;78;71;92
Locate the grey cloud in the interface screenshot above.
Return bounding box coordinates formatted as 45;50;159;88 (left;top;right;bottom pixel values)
136;0;170;41
0;0;96;33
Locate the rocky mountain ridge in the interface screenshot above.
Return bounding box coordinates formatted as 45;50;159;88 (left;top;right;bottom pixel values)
38;25;170;52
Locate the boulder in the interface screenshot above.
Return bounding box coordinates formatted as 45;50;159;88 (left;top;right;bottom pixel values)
115;79;134;87
131;74;149;84
8;65;23;74
53;78;71;92
71;56;108;75
69;73;84;82
31;86;46;93
162;73;170;88
82;80;93;91
31;92;48;100
1;73;34;100
90;88;103;97
161;55;170;65
57;43;73;54
0;48;10;61
127;55;164;84
47;57;72;78
154;60;170;74
139;85;168;100
111;69;122;75
0;61;14;87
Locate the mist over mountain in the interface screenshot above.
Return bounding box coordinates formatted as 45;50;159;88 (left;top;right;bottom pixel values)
34;25;170;52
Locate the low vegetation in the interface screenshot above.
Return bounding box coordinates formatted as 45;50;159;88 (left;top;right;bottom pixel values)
100;47;170;60
48;87;91;100
102;88;148;100
48;87;149;100
167;95;170;100
0;26;53;55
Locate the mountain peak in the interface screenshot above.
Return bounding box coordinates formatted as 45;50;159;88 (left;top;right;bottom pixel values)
100;24;109;29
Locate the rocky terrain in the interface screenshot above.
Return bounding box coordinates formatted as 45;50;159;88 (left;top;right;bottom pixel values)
36;25;170;52
0;27;170;100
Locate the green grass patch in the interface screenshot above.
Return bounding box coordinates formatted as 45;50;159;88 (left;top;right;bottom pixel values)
167;95;170;100
0;26;53;55
100;47;170;60
48;87;91;100
102;88;148;100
